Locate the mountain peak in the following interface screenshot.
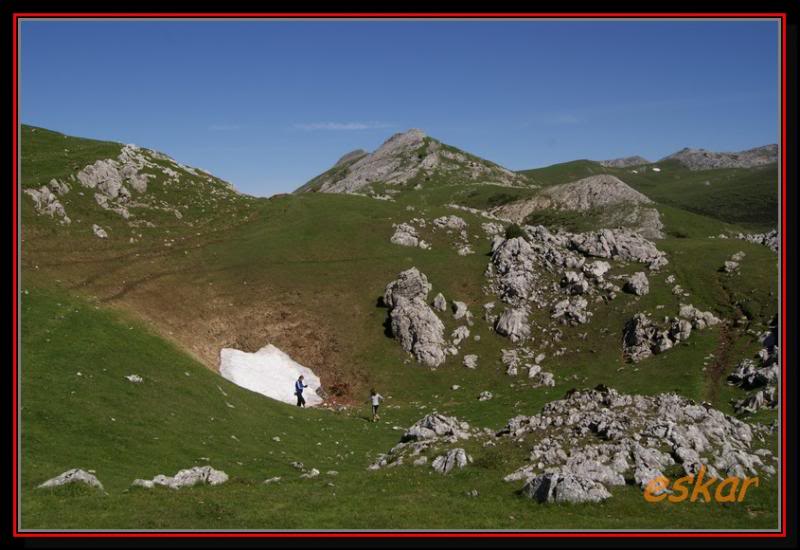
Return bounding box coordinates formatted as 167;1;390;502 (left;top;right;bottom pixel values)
297;129;526;194
661;144;778;170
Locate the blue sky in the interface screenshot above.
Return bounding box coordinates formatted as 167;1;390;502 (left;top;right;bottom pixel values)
21;19;779;196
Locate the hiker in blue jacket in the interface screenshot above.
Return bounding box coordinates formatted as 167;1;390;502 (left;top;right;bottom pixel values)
295;375;308;407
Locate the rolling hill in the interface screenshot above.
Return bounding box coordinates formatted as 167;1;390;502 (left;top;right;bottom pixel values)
19;125;781;530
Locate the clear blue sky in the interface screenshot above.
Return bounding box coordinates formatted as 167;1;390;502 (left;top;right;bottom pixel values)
20;19;779;196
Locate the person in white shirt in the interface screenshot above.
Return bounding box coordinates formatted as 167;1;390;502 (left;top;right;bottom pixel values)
370;389;384;422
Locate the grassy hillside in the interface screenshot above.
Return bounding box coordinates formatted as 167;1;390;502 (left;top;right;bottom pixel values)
518;159;778;230
19;126;781;530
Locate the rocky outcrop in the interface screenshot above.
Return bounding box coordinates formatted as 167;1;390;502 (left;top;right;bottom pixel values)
569;229;668;269
369;414;476;471
551;297;592;325
662;144;778;170
735;229;778;252
495;307;531;342
432;448;472;474
384;268;446;367
37;469;105;492
491;175;663;238
597;156;651;168
521;473;611;504
390;223;423;248
24;181;71;224
623;305;718;362
132;466;229;489
729;320;780;414
500;386;775;501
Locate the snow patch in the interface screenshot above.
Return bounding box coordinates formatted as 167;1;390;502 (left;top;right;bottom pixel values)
219;344;322;406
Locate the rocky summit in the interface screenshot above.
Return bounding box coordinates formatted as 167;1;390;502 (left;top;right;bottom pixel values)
661;144;778;170
297;129;529;194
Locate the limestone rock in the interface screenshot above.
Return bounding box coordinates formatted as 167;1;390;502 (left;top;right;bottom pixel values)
521;473;611;504
623;272;650;296
431;448;471;474
37;469;105;492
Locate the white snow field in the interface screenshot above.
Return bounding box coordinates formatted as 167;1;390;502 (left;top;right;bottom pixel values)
219;344;323;406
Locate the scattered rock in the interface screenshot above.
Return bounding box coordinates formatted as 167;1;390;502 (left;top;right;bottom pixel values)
132;466;228;489
92;224;108;239
37;469;104;492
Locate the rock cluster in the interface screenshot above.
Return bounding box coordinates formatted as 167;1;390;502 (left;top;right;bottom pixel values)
500;386;775;502
735;229;778;253
622;305;719;362
368;414;475;470
729;320;780;414
24;179;71;224
131;466;229;489
384;268;446;367
568;229;668;270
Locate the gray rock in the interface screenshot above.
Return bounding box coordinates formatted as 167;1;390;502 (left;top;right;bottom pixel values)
132;466;228;490
463;354;479;369
452;301;469;320
383;267;431;307
92;224;108;239
390;223;420;248
495;307;531;342
623;272;650;296
38;469;105;492
25;186;71;224
551;297;592;325
662;144;777;170
451;326;470;346
521;473;611;503
432;293;447;312
735;229;778;252
431;448;471;474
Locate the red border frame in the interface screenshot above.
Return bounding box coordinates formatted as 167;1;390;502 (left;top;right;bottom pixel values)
11;12;788;540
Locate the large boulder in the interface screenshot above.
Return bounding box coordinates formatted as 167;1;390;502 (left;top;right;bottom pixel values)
390;223;421;248
389;296;447;367
521;473;611;504
495;307;531;342
383;267;432;307
623;272;650;296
